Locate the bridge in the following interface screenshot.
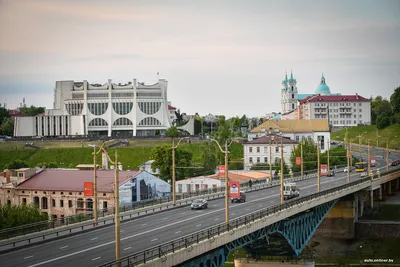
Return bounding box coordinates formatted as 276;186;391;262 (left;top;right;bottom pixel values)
0;147;398;267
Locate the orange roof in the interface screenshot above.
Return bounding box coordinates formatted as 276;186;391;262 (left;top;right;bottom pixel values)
208;171;270;183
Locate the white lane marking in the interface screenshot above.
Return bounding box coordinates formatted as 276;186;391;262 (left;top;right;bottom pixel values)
25;172;376;267
59;246;68;249
245;208;250;211
124;247;132;251
121;230;125;232
214;218;219;221
162;217;168;220
258;205;262;207
90;237;98;241
24;256;34;259
151;238;158;242
141;223;147;226
92;257;101;261
196;224;202;227
231;212;236;215
175;231;181;234
212;204;218;206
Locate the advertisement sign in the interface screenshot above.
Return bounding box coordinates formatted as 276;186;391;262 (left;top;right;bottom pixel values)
229;181;240;197
370;157;376;166
320;164;328;176
296;157;302;165
346;151;351;159
84;182;93;196
218;165;225;175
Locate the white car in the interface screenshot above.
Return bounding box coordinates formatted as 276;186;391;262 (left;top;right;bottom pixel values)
344;167;352;173
360;172;367;177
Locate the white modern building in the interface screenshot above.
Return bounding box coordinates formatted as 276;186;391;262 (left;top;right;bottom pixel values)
248;120;331;153
175;176;223;194
243;134;298;171
14;79;175;137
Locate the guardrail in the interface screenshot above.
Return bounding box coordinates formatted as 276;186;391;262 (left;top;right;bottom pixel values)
98;167;400;267
0;168;324;243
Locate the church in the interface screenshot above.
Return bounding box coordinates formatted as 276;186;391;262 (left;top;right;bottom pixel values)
278;71;371;131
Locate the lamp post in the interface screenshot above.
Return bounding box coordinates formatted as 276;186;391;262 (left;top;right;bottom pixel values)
367;140;371;177
172;137;190;205
327;138;330;171
386;136;398;171
317;140;320;192
210;138;233;224
93;144;121;263
88;144;98;225
356;131;367;161
270;132;285;203
301;138;304;179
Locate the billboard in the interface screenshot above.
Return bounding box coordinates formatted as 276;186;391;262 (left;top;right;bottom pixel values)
370;157;376;166
218;165;225;175
229;181;240;198
84;182;93;196
320;164;328;176
296;157;302;165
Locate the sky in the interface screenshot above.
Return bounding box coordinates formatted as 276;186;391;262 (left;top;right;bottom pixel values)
0;0;399;117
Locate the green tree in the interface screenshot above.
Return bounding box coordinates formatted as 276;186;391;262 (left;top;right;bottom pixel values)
0;105;10;126
0;204;48;231
0;117;14;136
371;96;392;125
150;144;193;181
165;126;179;138
46;162;58;168
290;138;318;172
5;160;28;169
19;106;45;116
376;115;391;129
201;141;217;171
390;86;400;113
320;147;347;167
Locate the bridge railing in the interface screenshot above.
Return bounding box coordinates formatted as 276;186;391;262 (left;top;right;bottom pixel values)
98;167;400;267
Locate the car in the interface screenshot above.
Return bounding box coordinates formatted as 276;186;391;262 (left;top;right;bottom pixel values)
360;172;367;177
391;160;400;166
343;167;352;173
191;199;208;210
231;192;246;203
327;170;335;177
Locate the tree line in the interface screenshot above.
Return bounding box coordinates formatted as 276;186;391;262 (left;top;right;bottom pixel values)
371;86;400;129
0;105;45;136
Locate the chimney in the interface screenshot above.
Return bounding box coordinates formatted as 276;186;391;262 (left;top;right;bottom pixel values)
139;165;145;171
5;170;11;184
102;152;108;170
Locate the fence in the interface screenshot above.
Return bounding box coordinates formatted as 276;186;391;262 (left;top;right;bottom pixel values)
97;167;400;267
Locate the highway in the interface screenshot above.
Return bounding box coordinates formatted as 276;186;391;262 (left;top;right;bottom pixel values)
0;148;397;267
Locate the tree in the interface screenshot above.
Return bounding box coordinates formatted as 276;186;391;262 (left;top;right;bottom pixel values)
376;115;391;129
46;162;58;168
290;138;318;172
165;126;179;138
320;147;347;167
19;106;45;116
0;117;14;136
371;96;392;125
0;204;48;231
0;105;10;126
5;160;28;170
150;144;193;181
201;141;217;171
390;86;400;114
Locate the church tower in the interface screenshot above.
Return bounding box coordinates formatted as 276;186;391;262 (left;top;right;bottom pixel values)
281;71;298;114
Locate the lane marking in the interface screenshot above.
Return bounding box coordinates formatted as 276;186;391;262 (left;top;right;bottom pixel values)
214;218;219;221
59;246;68;249
175;231;181;234
245;208;250;211
141;223;147;226
151;238;158;242
92;257;101;261
181;212;186;215
90;237;98;241
231;212;236;215
196;224;202;227
24;256;34;260
124;247;132;251
121;230;124;232
24;171;390;267
161;218;168;220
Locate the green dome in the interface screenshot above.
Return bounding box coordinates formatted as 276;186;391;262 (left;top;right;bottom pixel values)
315;74;331;95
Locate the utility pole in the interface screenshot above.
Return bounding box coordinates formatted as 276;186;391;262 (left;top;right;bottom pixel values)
327;139;330;171
347;140;350;183
280;136;284;204
114;151;120;264
386;141;389;171
376;129;379;147
367;141;371;177
300;140;303;179
93;146;98;225
172;139;176;205
224;141;229;224
269;139;272;181
317;141;320;192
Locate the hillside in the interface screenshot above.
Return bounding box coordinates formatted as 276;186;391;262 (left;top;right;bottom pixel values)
331;124;400;149
0;140;244;171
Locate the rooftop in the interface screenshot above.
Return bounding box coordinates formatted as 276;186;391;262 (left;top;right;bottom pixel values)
16;169;140;192
245;135;297;145
209;171;270;183
308;94;369;102
251;120;329;133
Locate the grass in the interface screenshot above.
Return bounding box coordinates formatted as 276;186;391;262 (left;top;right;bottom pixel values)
364;204;400;221
331;124;400;149
0;140;244;172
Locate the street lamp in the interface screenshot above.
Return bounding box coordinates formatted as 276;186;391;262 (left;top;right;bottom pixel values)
316;140;321;192
209;138;233;224
385;136;398;171
269;131;285;203
93;144;121;263
88;144;99;225
356;131;367;161
172;137;190;205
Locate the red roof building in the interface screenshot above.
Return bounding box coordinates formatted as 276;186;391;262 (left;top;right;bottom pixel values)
8;109;24;117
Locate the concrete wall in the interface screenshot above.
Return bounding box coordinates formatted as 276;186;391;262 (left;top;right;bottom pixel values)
235;259;314;267
355;222;400;238
315;198;355;239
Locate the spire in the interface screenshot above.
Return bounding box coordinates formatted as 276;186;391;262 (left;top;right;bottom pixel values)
285;71;288;80
321;73;325;84
290;70;293;80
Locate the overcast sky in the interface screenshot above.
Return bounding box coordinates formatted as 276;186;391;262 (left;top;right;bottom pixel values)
0;0;399;117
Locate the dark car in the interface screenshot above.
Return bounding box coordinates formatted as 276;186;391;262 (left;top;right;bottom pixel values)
231;192;246;203
327;170;335;177
191;199;208;210
391;160;400;166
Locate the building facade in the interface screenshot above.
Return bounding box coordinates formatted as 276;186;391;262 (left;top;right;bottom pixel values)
243;134;298;171
281;71;299;114
175;177;223;194
14;79;175;137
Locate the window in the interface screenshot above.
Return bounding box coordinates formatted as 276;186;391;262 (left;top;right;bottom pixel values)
256;147;260;153
22;198;27;204
296;136;299;142
7;200;11;206
249;147;253;153
60;200;64;208
359;103;362;106
264;157;268;163
52;199;56;207
354;109;356;112
257;157;260;163
292;94;294;98
263;147;267;153
68;200;73;208
103;201;108;210
292;103;295;109
249;157;253;163
275;146;279;153
77;198;84;208
354;120;357;124
354;103;356;106
359;114;362;118
359;109;362;112
18;173;23;178
69;192;72;195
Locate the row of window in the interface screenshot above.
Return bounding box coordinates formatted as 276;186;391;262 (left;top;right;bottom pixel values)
88;117;163;127
249;146;280;153
35;116;69;136
138;102;162;115
332;120;362;124
249;156;280;164
66;102;163;116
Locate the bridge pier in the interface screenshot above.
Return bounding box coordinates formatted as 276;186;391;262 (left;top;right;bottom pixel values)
370;190;374;208
396;178;399;191
378;185;382;201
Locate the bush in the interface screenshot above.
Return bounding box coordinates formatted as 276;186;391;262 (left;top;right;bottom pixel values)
376;115;391;129
0;204;48;230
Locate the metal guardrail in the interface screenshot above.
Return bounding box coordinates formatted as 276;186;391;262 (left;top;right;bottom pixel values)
98;167;400;267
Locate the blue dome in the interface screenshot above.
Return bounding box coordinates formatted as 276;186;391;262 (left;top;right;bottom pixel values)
315;74;331;95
